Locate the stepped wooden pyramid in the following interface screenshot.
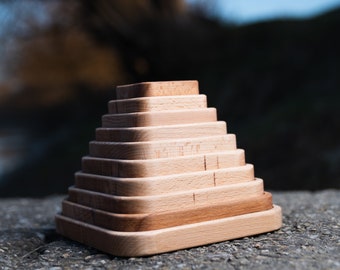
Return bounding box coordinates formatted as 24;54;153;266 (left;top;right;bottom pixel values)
55;80;282;257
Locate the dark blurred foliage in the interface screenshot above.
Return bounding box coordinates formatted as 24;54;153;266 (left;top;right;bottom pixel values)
0;0;339;197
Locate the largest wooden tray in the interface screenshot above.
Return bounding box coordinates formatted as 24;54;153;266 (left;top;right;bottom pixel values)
56;205;282;257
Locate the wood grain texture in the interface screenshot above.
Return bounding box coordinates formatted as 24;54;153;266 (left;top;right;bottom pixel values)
108;95;207;114
115;81;199;99
89;134;236;160
55;205;282;257
82;149;245;177
102;108;217;128
61;192;273;232
56;80;283;257
67;179;264;214
95;121;227;142
75;164;254;196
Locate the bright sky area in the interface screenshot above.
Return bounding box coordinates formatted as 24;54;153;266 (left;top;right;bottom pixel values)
187;0;340;24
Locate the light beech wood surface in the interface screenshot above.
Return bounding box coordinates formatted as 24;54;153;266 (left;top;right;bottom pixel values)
75;164;254;196
96;121;227;142
61;192;273;232
102;108;217;128
81;149;245;177
115;81;199;99
67;179;264;214
55;205;282;257
109;95;207;114
89;134;236;159
56;80;282;257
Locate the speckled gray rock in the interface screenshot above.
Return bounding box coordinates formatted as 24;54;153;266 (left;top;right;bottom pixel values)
0;190;339;270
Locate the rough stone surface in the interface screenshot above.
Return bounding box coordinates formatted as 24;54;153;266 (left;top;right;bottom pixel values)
0;190;339;270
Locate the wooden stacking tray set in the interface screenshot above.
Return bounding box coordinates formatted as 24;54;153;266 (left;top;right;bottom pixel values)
55;81;282;257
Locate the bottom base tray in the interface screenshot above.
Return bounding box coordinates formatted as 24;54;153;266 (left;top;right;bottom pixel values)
55;205;282;257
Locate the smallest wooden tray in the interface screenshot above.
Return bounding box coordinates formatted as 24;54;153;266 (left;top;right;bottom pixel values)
116;81;199;99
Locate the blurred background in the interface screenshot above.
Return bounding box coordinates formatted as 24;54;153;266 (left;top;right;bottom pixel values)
0;0;339;197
